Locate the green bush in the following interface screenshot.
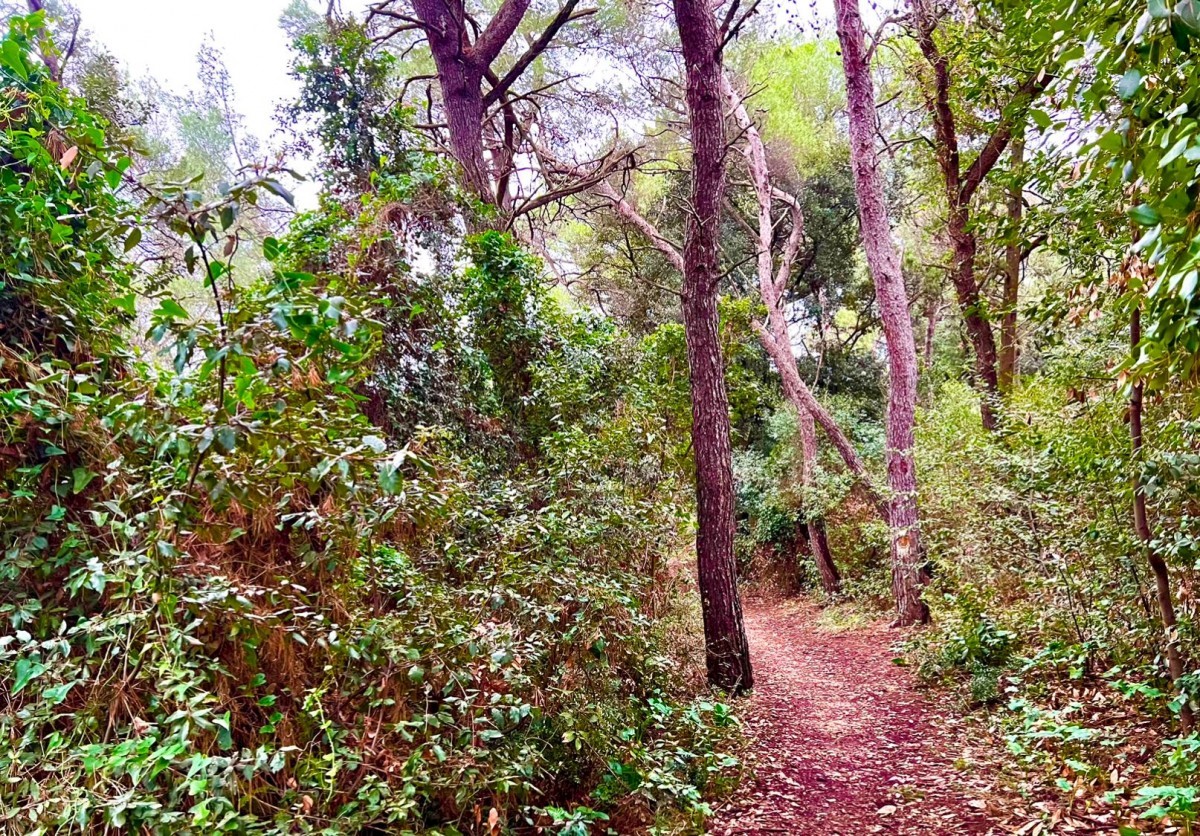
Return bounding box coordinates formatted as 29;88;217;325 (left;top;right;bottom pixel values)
0;19;738;833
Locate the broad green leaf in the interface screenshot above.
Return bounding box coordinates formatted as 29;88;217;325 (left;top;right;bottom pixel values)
1118;68;1144;100
13;658;46;694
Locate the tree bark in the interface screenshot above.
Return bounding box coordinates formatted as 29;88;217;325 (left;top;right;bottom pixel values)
947;213;1001;429
410;0;500;205
673;0;752;692
1130;307;1193;732
724;75;882;514
722;77;842;592
834;0;930;626
922;291;940;374
998;138;1024;394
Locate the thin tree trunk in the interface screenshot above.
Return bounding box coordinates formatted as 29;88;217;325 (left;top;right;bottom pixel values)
834;0;930;626
1130;307;1193;732
673;0;752;692
998;138;1024;394
922;292;940;373
798;405;840;594
907;0;1046;430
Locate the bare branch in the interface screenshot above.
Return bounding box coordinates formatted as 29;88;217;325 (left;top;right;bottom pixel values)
484;1;595;107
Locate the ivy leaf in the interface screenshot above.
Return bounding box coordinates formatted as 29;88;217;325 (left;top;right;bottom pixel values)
263;236;282;262
13;658;46;694
72;467;97;494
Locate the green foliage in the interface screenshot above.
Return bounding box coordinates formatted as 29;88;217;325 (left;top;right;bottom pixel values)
287;16;421;190
0;11;136;354
0;18;739;834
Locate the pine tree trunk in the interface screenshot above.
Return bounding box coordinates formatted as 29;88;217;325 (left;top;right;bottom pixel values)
798;406;840;595
673;0;752;692
998;138;1024;394
1130;307;1193;731
834;0;930;626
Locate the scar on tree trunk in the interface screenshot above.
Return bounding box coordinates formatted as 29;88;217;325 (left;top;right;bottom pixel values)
1130;306;1193;732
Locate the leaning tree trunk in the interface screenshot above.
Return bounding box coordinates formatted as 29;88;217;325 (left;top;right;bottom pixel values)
1130;306;1193;732
834;0;930;626
722;75;842;594
673;0;752;692
798;406;840;594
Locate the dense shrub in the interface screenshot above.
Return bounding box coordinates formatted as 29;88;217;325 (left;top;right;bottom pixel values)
0;20;738;833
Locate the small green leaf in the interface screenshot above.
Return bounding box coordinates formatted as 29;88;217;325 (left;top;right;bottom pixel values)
123;227;142;252
263;237;282;262
1118;68;1144;100
113;293;137;316
154;299;190;320
71;467;97;494
215;426;237;452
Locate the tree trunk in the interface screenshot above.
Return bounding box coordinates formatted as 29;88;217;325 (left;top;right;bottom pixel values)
1130;307;1193;732
922;291;940;372
948;217;1001;429
722;75;885;522
673;0;752;692
411;0;494;206
834;0;930;626
998;138;1024;394
798;405;840;595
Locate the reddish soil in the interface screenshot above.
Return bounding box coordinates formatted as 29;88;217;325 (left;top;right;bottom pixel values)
708;600;1006;835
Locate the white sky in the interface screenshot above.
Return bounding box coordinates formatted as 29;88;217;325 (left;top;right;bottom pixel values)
75;0;309;148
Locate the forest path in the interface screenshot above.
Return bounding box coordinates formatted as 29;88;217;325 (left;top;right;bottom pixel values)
708;599;1007;835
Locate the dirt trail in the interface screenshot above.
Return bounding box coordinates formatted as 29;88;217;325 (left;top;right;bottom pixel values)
709;600;1005;835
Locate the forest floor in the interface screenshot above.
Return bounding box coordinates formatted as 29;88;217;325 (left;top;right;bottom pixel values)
707;599;1020;835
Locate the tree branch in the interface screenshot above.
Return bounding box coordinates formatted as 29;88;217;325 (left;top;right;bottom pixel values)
474;0;533;66
959;70;1052;205
483;0;594;108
